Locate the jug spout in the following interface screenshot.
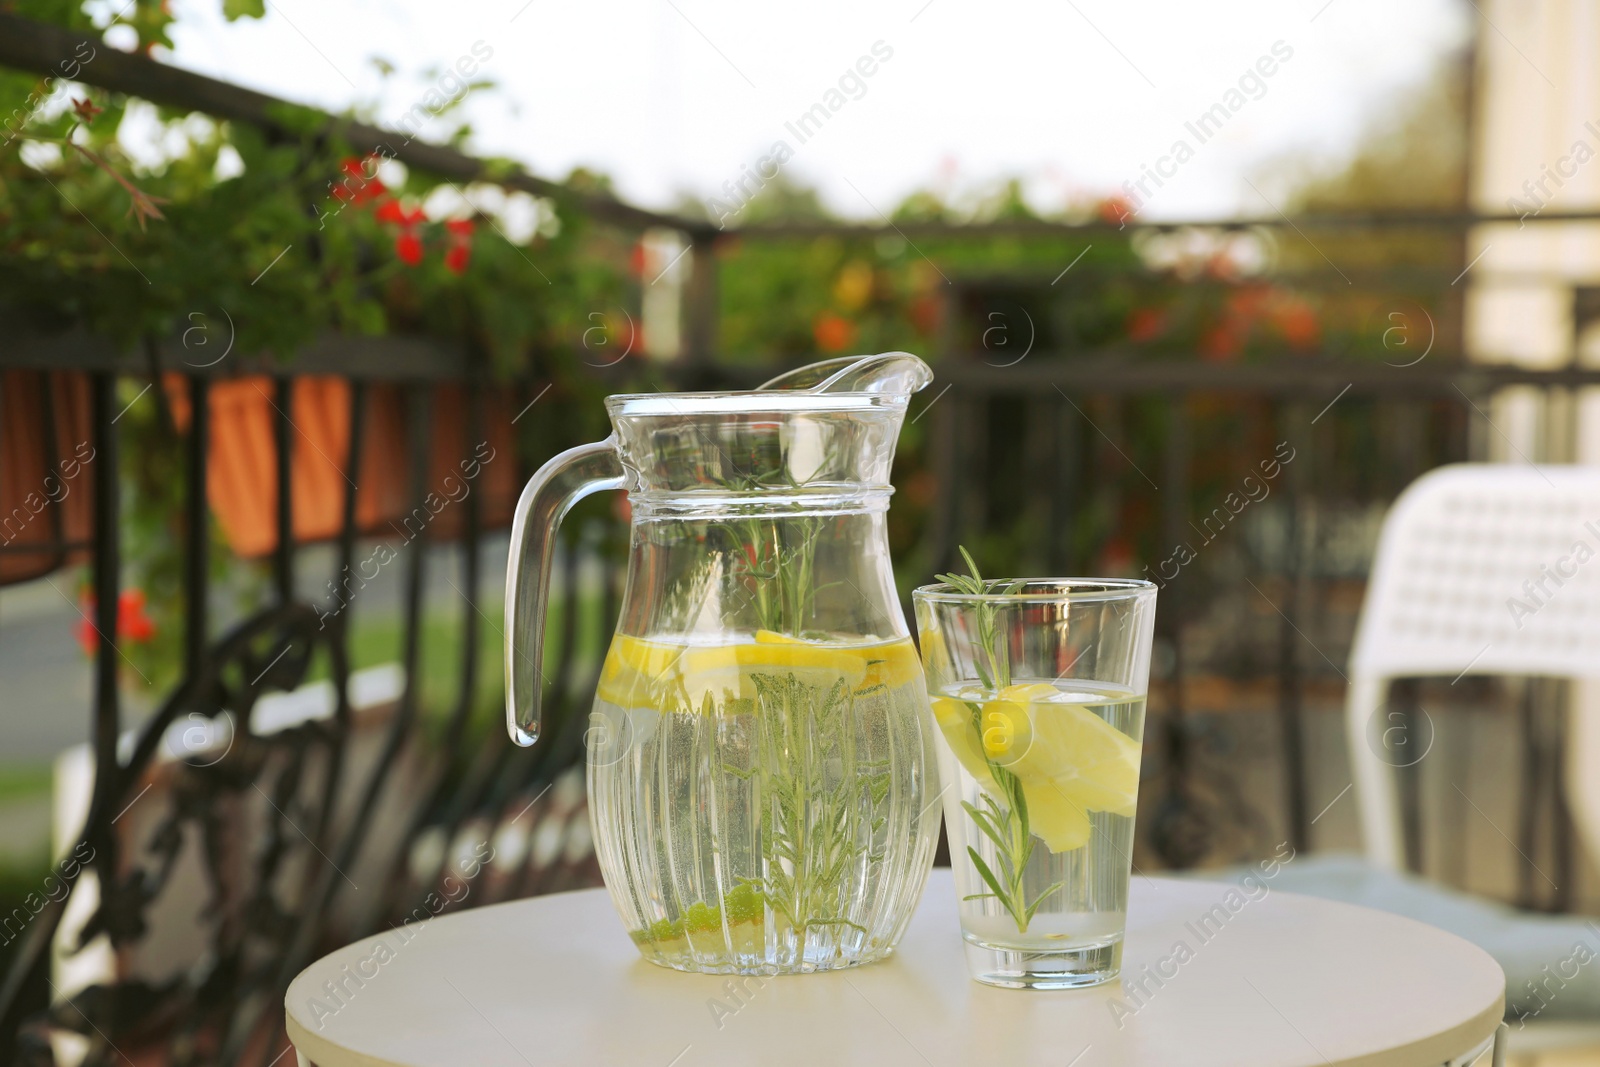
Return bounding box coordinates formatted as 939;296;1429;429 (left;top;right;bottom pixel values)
757;352;934;400
603;352;934;509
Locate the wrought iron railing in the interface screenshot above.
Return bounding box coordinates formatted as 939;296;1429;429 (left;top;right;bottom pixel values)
0;352;626;1064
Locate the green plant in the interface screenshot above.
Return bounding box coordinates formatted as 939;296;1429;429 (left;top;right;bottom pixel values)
4;0;638;693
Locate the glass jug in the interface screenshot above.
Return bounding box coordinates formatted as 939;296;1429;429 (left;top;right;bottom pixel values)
506;353;941;974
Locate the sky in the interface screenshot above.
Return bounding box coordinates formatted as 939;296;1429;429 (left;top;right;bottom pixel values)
150;0;1470;221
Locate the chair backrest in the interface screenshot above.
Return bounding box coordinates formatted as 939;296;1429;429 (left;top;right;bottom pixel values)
1351;463;1600;681
1345;463;1600;870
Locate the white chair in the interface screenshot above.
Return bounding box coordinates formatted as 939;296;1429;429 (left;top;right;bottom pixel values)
1330;463;1600;1054
1345;463;1600;872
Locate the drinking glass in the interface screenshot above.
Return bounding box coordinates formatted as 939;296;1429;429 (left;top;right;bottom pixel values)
913;579;1157;989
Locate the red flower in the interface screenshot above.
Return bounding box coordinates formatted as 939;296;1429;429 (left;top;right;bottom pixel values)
375;199;408;224
1199;324;1242;363
1097;536;1135;577
75;589;156;654
375;199;426;226
334;157;388;205
903;469;936;507
629;242;648;278
71;97;102;124
374;197;429;266
443;218;475;273
908;294;940;337
1125;307;1166;343
394;231;423;266
813;313;856;353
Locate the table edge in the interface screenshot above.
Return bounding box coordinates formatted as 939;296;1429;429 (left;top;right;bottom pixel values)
284;873;1509;1067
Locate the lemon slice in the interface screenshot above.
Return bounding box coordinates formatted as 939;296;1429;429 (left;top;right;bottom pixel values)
929;686;1141;853
595;635;687;710
979;683;1055;766
1019;780;1093;853
1014;702;1141;819
857;640;922;694
597;634;919;715
931;696;996;790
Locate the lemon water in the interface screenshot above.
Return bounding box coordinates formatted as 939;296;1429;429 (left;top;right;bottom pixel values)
587;632;939;974
931;679;1145;954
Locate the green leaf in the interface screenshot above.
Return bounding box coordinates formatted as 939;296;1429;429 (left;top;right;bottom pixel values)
222;0;267;21
1005;769;1030;830
958;545;983;584
960;801;1007;849
966;847;1010;906
1025;882;1066;923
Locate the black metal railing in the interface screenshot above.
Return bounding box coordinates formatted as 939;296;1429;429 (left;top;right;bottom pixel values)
0;354;625;1064
908;357;1600;871
15;339;1600;1062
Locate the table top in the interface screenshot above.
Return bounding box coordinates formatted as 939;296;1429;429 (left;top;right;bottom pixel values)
286;869;1505;1067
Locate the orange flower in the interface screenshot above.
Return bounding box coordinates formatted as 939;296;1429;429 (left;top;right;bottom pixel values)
1225;285;1270;323
1125;307;1165;343
1199;324;1242;363
1273;300;1320;348
813;313;856;353
1097;196;1135;226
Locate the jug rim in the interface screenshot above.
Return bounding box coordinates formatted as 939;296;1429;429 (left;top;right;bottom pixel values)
604;391;912;417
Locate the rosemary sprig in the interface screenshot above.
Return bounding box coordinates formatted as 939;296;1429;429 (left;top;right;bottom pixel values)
725;670;888;957
722;465;827;635
934;546;1022;689
937;547;1061;933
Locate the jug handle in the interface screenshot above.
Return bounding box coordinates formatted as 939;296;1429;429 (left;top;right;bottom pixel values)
505;437;625;746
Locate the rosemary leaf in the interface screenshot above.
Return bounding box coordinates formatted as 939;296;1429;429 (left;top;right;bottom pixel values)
967;847;1010;904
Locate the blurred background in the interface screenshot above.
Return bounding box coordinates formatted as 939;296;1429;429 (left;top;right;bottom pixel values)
3;0;1599;1062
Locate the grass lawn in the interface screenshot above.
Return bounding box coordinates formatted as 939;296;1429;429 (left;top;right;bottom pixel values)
0;765;51;807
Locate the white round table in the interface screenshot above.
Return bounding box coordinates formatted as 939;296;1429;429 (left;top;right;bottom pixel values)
286;870;1505;1067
